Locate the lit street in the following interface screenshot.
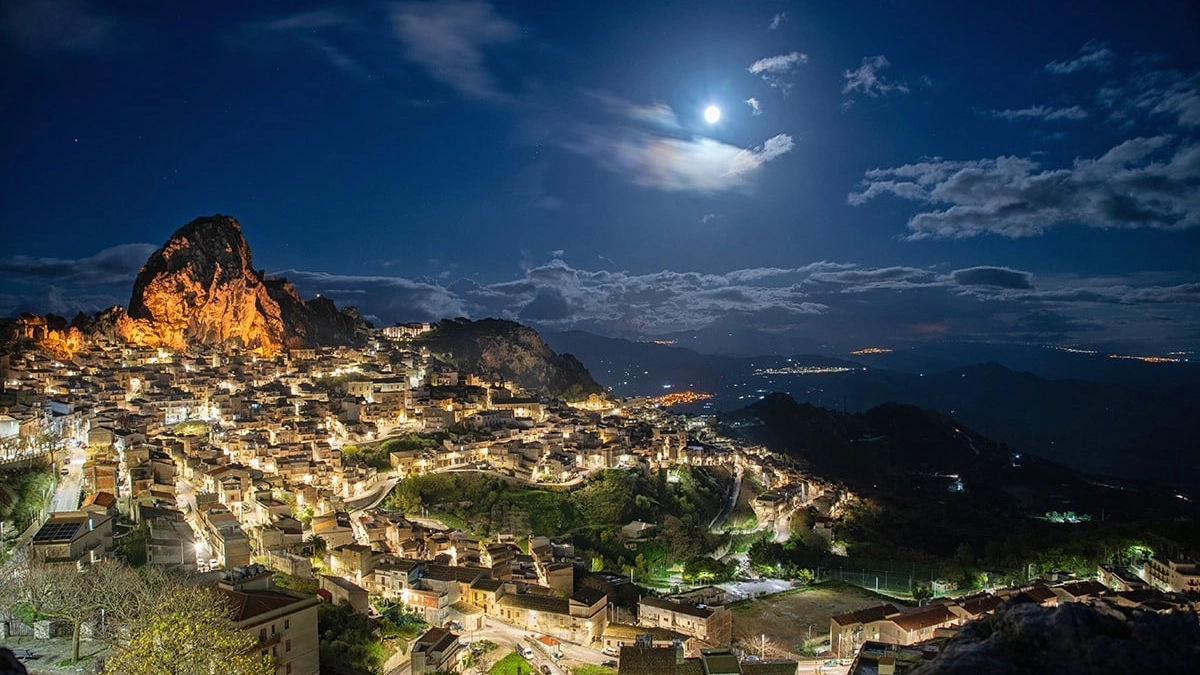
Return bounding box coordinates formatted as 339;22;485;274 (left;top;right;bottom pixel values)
49;442;85;513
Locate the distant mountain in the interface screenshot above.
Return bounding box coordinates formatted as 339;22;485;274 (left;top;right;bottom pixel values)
414;319;604;401
543;329;1200;492
721;393;1198;556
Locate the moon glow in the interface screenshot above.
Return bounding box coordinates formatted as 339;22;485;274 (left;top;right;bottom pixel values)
704;105;721;123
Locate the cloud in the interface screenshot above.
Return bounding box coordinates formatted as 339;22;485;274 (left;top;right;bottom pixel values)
586;91;681;129
391;0;519;101
1045;40;1116;75
990;105;1088;121
768;13;787;30
0;243;158;285
727;134;795;177
1100;69;1200;129
745;97;762;115
748;51;808;92
951;267;1034;289
271;259;1200;353
748;52;808;74
2;0;120;53
701;213;719;224
563;97;794;193
237;10;373;79
842;55;909;98
849;136;1200;238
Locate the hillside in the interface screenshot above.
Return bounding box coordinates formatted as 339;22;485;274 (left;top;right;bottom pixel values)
721;393;1200;559
414;319;604;401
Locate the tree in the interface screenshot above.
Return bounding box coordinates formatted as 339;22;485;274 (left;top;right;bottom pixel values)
102;584;274;675
308;534;328;558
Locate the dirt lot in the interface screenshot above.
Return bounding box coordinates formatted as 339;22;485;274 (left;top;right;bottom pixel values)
0;636;107;675
730;584;899;657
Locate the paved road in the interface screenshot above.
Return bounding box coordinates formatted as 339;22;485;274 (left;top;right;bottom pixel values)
49;443;84;513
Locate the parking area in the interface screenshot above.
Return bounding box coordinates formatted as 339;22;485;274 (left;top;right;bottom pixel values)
0;636;108;675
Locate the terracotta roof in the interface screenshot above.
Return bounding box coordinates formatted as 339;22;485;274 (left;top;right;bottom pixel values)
832;603;901;626
889;604;957;632
413;627;458;654
82;491;117;508
216;588;313;624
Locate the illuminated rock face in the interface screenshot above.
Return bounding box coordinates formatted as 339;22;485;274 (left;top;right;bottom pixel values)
123;215;285;353
122;215;364;354
15;314;83;358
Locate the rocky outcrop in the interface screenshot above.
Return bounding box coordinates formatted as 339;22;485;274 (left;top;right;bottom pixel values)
911;597;1199;675
119;215;364;354
415;318;605;401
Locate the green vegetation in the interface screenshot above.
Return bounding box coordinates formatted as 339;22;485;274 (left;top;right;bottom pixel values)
319;600;387;675
572;665;618;675
488;652;533;675
342;432;449;471
382;465;733;584
173;420;209;437
114;520;150;566
273;572;319;595
0;466;56;559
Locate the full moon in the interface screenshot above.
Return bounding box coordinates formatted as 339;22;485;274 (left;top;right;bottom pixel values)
704;105;721;123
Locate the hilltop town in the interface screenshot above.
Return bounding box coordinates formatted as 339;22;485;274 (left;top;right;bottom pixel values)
4;317;1199;675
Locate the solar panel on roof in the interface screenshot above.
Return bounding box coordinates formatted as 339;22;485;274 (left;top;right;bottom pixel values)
32;521;82;542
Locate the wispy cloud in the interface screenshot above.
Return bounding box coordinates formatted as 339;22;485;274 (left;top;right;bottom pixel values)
748;51;808;92
3;0;121;53
390;0;519;101
560;96;794;193
768;13;787;30
586;91;681;129
567;127;794;193
238;10;372;79
745;97;763;115
1099;69;1200;128
748;51;808;74
842;55;909;99
1045;40;1116;75
848;136;1200;239
990;105;1089;121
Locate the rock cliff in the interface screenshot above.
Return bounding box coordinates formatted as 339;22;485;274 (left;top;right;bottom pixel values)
117;215;364;353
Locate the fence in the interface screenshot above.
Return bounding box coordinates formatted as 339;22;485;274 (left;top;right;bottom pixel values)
815;556;937;597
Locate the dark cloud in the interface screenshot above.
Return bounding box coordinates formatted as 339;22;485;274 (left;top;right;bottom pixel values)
519;289;570;321
849;137;1200;238
951;266;1034;289
3;0;120;53
270;259;1199;352
0;244;157;285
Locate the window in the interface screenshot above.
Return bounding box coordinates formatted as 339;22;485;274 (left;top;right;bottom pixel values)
259;628;266;641
271;624;276;635
284;619;290;630
286;639;292;652
286;665;292;674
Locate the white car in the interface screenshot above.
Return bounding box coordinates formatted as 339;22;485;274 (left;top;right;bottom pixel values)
209;558;219;568
601;646;618;657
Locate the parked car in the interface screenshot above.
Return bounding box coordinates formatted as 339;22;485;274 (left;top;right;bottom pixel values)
601;660;618;668
539;666;551;675
601;646;618;656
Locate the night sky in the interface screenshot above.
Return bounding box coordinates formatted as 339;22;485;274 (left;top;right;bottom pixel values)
2;0;1198;356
